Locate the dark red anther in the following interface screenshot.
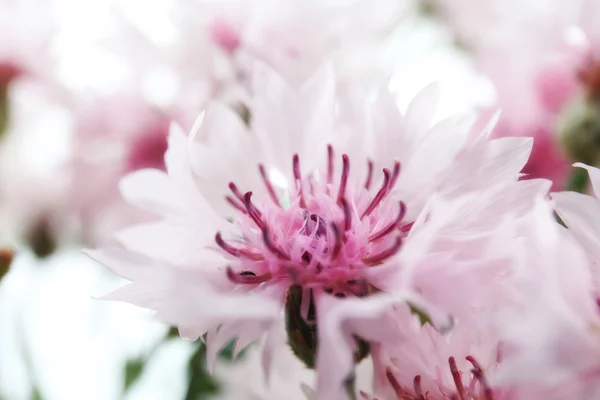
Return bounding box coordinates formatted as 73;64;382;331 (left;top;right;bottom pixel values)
216;233;264;260
243;192;266;230
362;236;403;265
216;232;241;257
338;197;352;232
226;266;272;284
292;154;306;208
330;223;343;260
228;182;245;202
466;356;494;400
258;164;281;207
337;154;350;203
448;357;466;400
369;201;406;242
262;228;290;260
364;160;374;190
361;168;391;219
413;376;425;400
389;161;401;190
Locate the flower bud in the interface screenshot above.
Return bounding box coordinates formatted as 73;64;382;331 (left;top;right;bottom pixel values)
559;98;600;166
285;285;370;369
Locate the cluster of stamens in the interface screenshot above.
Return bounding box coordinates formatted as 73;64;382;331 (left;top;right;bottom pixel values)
369;357;494;400
215;145;410;297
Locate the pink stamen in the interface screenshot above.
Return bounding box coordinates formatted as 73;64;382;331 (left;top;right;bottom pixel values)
400;222;414;233
215;233;263;260
364;160;374;190
362;236;403;265
293;154;306;208
386;369;404;397
448;357;466;400
229;182;245;202
218;148;410;296
262;228;290;260
389;161;401;189
337;154;350;203
466;356;494;400
226;196;247;213
361;168;392;219
330;223;343;260
258;164;281;207
413;376;425;400
369;202;406;242
226;267;272;284
243;192;266;230
338;197;353;232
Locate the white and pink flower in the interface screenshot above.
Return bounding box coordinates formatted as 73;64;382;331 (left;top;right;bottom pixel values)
89;64;537;398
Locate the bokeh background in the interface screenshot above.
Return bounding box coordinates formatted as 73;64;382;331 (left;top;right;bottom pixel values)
0;0;591;398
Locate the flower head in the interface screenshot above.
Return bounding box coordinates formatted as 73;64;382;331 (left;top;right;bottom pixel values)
90;64;534;398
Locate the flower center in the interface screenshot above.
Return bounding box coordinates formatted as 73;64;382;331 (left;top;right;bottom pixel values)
215;145;410;297
384;356;495;400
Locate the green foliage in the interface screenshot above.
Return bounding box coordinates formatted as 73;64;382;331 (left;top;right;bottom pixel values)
567;167;589;193
30;386;43;400
124;359;145;392
122;328;237;399
184;344;219;400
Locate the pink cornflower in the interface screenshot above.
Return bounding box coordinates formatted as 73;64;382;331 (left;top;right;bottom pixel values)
89;64;534;399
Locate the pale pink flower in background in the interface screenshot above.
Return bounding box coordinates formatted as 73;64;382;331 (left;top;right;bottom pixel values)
58;0;413;246
424;0;600;189
88;64;536;398
0;78;72;254
0;0;63;86
203;0;408;86
106;0;409;121
490;197;600;398
67;93;173;244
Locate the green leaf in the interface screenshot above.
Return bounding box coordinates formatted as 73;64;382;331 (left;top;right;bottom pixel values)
567;167;589;193
31;386;43;400
184;343;220;400
124;358;146;391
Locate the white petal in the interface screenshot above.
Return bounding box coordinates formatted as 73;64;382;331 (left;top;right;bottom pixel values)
119;169;182;215
573;162;600;198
